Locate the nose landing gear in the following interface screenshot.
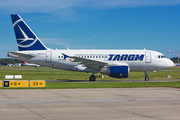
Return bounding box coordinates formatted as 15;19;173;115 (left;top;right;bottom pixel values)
144;71;149;81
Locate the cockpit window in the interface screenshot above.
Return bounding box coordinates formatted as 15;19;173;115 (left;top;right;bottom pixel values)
161;55;166;58
158;55;166;58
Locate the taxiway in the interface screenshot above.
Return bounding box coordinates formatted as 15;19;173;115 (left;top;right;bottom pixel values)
0;88;180;120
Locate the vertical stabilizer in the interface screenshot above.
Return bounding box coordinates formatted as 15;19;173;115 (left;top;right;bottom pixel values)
11;14;49;51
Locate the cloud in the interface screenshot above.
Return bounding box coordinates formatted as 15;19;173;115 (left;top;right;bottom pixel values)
1;0;180;13
1;0;180;21
40;37;103;49
41;38;85;49
168;50;180;53
0;0;87;13
92;0;180;9
168;50;175;53
79;33;101;48
41;38;77;48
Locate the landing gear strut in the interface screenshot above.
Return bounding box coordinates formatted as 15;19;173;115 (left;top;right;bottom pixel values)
89;71;98;81
144;71;149;81
89;75;96;81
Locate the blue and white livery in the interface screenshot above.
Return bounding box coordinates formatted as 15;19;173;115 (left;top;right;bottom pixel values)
8;14;175;81
11;14;48;51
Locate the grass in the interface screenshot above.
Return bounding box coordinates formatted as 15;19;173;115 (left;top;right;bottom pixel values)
166;67;180;70
0;66;180;89
0;67;180;80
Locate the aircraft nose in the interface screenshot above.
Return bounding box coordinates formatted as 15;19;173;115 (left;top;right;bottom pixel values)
166;59;175;68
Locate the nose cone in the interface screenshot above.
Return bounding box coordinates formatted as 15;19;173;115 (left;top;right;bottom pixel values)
166;59;175;68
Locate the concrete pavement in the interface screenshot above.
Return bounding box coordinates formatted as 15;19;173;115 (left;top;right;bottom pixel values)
0;88;180;120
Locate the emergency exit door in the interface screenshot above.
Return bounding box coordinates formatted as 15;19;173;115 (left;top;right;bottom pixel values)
145;52;151;63
46;51;52;63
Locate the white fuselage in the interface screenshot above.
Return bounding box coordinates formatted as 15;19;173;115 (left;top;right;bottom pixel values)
9;49;174;73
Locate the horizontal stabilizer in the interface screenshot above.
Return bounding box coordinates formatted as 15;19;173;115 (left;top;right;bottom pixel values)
8;52;34;59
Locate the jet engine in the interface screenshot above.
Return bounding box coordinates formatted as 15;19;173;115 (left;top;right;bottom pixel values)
101;65;129;78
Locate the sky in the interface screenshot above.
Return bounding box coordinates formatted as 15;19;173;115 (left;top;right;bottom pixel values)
0;0;180;58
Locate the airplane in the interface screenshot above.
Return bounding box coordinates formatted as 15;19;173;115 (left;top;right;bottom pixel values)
8;14;175;81
22;62;40;67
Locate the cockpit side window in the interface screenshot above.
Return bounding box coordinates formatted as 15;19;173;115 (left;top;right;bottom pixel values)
158;55;166;58
162;55;166;58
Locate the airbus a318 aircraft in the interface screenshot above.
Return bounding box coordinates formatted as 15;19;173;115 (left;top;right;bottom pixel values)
8;14;175;81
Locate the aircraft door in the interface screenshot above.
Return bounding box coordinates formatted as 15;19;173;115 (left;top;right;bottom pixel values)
145;52;151;63
104;54;108;61
46;51;52;63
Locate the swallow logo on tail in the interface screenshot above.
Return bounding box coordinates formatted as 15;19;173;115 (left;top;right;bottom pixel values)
11;14;48;51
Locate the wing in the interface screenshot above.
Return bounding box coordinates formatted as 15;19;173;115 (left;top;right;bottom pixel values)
8;52;34;59
68;55;108;70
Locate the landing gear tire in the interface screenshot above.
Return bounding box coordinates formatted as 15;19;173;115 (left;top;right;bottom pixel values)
144;71;149;81
145;77;149;81
89;75;96;81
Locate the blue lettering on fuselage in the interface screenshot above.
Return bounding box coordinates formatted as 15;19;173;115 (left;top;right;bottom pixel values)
108;54;144;61
108;54;115;61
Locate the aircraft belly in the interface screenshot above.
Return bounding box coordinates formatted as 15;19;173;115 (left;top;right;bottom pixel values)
129;63;157;71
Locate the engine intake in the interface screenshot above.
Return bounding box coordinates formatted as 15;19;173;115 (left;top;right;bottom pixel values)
101;66;129;78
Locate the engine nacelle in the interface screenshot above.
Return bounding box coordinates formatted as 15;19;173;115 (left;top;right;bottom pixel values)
101;66;129;78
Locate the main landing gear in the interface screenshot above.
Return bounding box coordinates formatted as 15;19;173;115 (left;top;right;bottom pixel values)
89;75;96;81
144;71;149;81
89;71;97;81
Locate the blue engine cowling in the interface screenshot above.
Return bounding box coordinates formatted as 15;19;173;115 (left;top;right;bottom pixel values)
101;66;129;78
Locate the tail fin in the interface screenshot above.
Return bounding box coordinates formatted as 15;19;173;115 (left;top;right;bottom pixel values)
11;14;48;51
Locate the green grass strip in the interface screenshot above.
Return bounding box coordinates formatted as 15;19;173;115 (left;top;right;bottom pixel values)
0;69;180;80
